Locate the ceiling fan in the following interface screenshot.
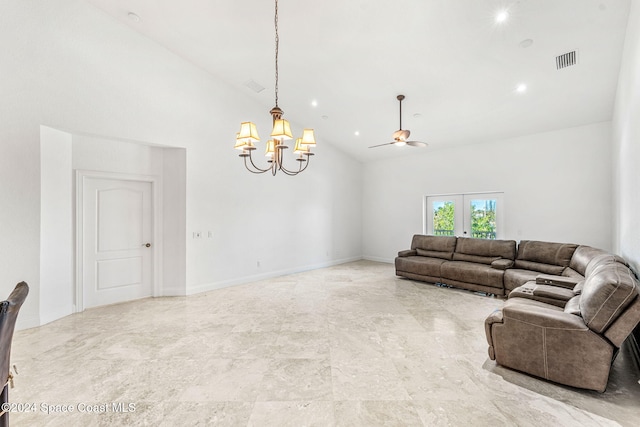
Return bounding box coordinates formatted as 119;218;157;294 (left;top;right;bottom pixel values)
369;95;428;149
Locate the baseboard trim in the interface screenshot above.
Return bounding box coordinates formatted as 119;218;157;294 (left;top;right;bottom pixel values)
16;314;41;331
185;256;363;296
362;256;394;264
39;304;74;326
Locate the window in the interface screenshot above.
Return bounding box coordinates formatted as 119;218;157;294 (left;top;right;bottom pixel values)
425;192;504;239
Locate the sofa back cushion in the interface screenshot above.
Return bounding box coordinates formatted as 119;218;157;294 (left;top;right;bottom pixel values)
452;238;516;265
584;253;629;278
513;260;565;275
514;240;578;274
580;263;639;334
411;235;456;260
516;240;578;266
569;246;609;276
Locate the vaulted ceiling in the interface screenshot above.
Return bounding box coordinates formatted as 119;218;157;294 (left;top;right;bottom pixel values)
86;0;631;162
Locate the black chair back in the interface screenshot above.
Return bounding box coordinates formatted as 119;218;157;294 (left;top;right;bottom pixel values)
0;282;29;427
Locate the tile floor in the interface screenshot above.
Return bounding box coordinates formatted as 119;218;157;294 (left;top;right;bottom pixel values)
8;260;640;426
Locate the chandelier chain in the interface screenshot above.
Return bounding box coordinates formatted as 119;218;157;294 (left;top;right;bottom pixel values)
274;0;279;107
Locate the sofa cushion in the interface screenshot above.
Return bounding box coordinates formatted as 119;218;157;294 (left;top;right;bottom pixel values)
562;267;584;280
569;246;610;276
585;253;628;277
440;261;504;289
411;234;456;252
454;238;517;260
580;263;639;334
416;248;453;260
516;240;578;267
395;256;447;278
452;253;500;265
513;259;565;275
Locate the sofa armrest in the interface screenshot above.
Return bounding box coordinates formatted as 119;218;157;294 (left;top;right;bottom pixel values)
485;309;503;359
532;285;575;301
397;249;417;257
535;274;580;289
503;303;588;330
491;258;514;270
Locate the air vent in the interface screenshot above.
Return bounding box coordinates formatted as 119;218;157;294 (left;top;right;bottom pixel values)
244;79;265;93
556;50;578;70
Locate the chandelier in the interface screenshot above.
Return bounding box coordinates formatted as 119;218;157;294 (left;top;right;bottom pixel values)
234;0;316;176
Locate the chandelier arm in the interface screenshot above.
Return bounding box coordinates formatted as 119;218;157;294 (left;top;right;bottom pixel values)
279;166;301;176
244;151;271;174
298;155;311;173
243;159;266;174
279;156;308;175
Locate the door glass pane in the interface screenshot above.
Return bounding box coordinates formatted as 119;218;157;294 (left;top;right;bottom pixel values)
432;201;455;236
469;199;497;239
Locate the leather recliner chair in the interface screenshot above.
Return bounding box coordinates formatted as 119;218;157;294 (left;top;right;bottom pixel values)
485;263;640;392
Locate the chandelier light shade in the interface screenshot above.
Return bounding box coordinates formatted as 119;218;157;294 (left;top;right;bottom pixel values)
265;139;276;158
234;122;260;151
300;129;317;147
293;138;309;154
234;0;316;176
271;119;293;140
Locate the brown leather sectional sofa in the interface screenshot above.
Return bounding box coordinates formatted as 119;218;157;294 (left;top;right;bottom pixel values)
395;234;517;295
396;235;640;391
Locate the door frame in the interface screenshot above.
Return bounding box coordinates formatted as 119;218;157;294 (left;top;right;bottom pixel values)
75;170;162;313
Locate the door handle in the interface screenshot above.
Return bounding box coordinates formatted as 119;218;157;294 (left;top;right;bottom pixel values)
144;243;151;248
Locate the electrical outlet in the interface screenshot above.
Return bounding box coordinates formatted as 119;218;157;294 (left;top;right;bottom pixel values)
257;261;261;267
208;231;213;238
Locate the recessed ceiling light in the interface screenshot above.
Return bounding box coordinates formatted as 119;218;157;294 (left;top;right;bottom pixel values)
413;113;422;119
495;10;508;23
354;131;360;136
128;12;141;23
321;115;329;120
311;100;318;107
516;83;527;93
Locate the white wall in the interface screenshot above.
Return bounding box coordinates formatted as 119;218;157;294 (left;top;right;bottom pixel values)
363;122;613;262
613;0;640;274
40;127;73;326
0;0;362;328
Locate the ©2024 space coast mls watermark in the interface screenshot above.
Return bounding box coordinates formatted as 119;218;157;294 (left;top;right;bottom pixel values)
1;402;136;415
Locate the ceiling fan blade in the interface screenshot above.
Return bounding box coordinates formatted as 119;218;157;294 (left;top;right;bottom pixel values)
406;141;428;147
368;142;395;148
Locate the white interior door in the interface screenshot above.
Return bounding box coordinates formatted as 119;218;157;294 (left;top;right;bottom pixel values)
82;177;153;309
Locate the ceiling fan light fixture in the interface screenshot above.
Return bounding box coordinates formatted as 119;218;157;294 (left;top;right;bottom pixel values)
393;129;410;142
368;95;428;150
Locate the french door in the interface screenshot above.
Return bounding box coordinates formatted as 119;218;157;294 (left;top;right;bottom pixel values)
425;192;503;239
